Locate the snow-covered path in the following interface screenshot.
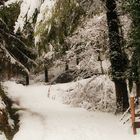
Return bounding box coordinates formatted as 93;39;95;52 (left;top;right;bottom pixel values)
3;82;140;140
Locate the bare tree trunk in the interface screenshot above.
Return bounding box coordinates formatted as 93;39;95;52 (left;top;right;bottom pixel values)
65;61;69;71
100;60;104;74
25;74;29;85
7;62;12;80
114;80;129;112
45;66;49;83
136;81;140;104
136;82;140;97
76;56;80;65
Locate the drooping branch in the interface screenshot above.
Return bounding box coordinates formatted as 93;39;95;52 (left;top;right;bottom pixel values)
0;42;29;75
0;28;37;67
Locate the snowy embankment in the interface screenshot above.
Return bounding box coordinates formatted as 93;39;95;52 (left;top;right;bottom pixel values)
3;76;140;140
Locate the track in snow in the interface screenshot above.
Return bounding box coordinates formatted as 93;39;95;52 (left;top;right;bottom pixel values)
4;82;140;140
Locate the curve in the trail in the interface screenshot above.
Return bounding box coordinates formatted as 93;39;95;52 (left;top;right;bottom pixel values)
4;82;140;140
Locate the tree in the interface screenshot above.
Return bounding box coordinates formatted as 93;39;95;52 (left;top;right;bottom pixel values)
0;3;37;83
0;2;20;140
105;0;129;112
123;0;140;99
5;0;83;48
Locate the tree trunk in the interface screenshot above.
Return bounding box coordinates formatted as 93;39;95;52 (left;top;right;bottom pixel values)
7;62;12;80
114;80;129;112
25;74;29;85
76;56;80;65
136;81;140;105
65;61;69;71
100;60;104;74
45;66;49;83
106;0;129;112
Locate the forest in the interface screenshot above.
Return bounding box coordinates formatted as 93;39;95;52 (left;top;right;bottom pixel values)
0;0;140;140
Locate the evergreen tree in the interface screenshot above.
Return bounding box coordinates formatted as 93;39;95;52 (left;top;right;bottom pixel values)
123;0;140;98
105;0;129;112
0;3;37;82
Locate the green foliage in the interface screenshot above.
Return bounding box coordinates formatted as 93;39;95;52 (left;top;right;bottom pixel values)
0;5;37;74
0;3;20;32
20;22;35;48
0;4;35;48
35;0;84;52
123;0;140;80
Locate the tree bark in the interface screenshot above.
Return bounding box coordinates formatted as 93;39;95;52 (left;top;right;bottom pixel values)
7;62;12;80
105;0;129;111
25;74;29;85
45;66;49;83
136;81;140;104
65;61;69;71
114;80;129;112
136;81;140;98
76;56;80;65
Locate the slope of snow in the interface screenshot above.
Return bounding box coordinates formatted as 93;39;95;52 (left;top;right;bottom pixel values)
46;75;116;112
30;75;116;112
3;80;140;140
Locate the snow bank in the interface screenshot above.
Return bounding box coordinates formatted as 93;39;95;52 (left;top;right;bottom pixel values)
48;75;116;112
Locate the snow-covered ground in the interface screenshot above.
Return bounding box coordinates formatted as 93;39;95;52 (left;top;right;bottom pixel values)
3;81;140;140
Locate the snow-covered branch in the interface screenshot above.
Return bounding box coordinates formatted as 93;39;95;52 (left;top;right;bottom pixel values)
0;42;29;75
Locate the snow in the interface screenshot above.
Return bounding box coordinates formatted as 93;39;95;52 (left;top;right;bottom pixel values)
5;0;42;32
0;43;29;75
48;75;116;112
0;133;7;140
2;79;140;140
67;13;107;44
44;51;54;60
34;0;58;43
0;97;6;109
5;0;57;38
36;0;56;23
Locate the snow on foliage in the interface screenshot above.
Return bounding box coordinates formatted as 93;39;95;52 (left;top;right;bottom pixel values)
5;0;57;44
0;94;8;139
0;96;6;109
64;13;110;75
44;51;54;60
63;13;131;78
0;43;29;75
5;0;79;44
44;44;55;60
67;13;107;44
5;0;42;32
47;75;116;112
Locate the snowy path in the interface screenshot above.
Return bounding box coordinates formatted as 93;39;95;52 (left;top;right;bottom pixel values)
4;82;140;140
